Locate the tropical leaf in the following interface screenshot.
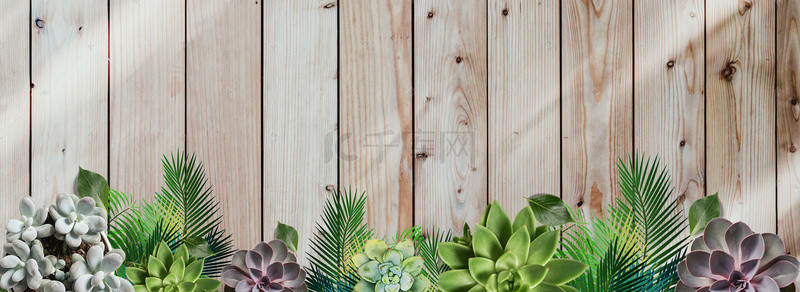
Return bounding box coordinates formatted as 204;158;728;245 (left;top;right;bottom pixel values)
151;151;234;277
559;154;689;291
306;188;374;292
276;222;300;252
417;228;452;289
687;193;720;235
76;167;110;209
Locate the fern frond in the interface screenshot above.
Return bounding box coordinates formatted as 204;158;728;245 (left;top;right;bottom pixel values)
152;151;234;277
417;227;451;290
306;188;374;292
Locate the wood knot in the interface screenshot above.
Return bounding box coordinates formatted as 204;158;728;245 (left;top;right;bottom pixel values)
738;0;752;15
323;2;335;9
30;83;34;88
667;60;675;68
679;139;686;147
576;200;584;207
791;98;798;106
457;189;463;194
425;96;432;102
791;145;797;153
720;61;738;81
78;26;83;31
455;56;462;63
325;185;335;192
35;18;45;28
416;152;429;159
502;9;508;16
427;11;434;18
677;194;687;204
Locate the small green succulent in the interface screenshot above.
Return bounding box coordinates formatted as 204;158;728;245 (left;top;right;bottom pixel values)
125;241;221;292
352;239;430;292
438;201;588;292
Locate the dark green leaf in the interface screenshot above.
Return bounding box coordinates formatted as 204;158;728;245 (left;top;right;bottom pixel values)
527;194;574;226
275;222;299;252
688;193;721;236
184;236;214;258
76;167;110;209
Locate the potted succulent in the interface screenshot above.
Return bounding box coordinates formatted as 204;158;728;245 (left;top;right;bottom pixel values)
1;195;132;292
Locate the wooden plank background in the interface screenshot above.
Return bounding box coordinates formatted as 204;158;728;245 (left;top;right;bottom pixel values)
2;0;799;274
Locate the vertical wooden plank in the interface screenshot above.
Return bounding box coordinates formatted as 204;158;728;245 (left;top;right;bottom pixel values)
634;0;704;213
31;0;108;207
263;1;337;262
562;0;633;217
488;0;559;215
0;0;30;237
707;0;775;233
414;0;487;232
778;0;800;267
339;0;412;237
110;0;185;198
187;0;261;250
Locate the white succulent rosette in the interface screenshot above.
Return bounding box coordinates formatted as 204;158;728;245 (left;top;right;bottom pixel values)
6;197;54;242
0;239;56;291
49;194;107;248
69;244;132;292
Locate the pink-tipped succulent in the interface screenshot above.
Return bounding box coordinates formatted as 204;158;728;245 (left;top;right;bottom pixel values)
677;218;800;291
221;240;307;292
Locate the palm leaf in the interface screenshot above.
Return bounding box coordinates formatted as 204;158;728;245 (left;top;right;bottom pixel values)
151;151;234;277
417;228;452;289
306;188;374;292
559;154;689;291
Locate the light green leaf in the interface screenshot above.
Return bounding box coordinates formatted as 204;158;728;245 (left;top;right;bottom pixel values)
148;256;168;278
527;194;574;226
529;282;564;292
438;242;473;269
184;237;213;258
526;231;558;266
183;258;203;283
438;270;478;292
542;259;588;285
518;264;547;287
194;278;221;291
688;193;721;235
275;222;299;252
76;167;109;209
473;225;503;260
468;257;495;285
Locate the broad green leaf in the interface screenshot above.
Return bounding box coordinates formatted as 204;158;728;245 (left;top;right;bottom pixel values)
688;193;721;235
184;237;213;258
125;267;149;284
473;225;503;260
485;200;512;246
438;242;473;269
518;264;547;287
512;207;537;236
438;270;478;292
194;278;221;291
542;259;588;285
527;194;574;226
183;259;204;282
76;167;109;209
275;222;299;252
529;282;564;292
527;231;559;266
148;256;168;278
468;257;496;285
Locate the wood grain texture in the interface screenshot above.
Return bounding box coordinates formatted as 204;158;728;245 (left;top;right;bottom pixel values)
706;0;775;233
263;0;337;263
778;0;800;287
339;0;412;237
488;0;559;215
0;0;30;239
562;0;633;218
187;0;261;250
634;0;704;214
414;0;487;233
110;0;185;198
31;0;108;207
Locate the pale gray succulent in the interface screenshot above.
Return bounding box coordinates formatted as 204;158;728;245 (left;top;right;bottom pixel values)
5;197;54;242
49;194;107;248
69;244;132;292
0;240;55;291
40;279;67;292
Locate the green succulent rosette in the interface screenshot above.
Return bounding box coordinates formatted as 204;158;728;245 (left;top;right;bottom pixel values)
438;200;588;292
125;241;221;292
352;239;430;292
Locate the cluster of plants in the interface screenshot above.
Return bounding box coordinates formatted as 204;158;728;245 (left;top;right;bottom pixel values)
3;152;799;292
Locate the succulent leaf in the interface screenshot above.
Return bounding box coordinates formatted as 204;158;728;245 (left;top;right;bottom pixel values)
5;197;54;242
350;239;429;292
128;241;220;292
220;240;307;292
437;204;586;292
48;194;107;248
678;219;800;291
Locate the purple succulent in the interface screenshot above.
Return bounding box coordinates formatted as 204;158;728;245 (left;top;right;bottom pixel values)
221;240;307;292
677;218;800;291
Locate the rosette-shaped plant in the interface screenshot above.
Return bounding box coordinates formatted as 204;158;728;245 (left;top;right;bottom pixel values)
677;218;800;291
0;240;55;291
6;197;53;242
438;201;588;292
126;241;221;292
69;244;133;292
350;239;428;292
49;194;107;248
221;240;307;292
39;279;66;292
